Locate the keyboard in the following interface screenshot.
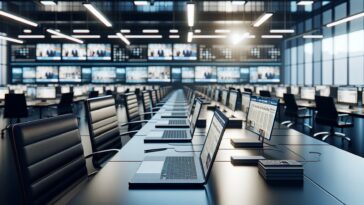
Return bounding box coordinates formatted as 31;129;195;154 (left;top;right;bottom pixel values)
170;112;186;116
160;157;197;180
168;120;187;125
162;130;188;139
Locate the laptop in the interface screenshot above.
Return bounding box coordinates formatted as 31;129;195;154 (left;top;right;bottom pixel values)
164;92;195;112
145;98;203;143
129;109;229;189
161;94;196;118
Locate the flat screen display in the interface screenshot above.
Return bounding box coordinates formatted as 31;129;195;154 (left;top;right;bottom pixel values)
212;45;236;61
148;44;172;60
126;67;148;83
11;45;36;62
87;44;111;60
36;44;61;60
92;67;116;83
250;66;280;83
173;44;197;60
128;45;148;61
195;66;217;83
23;67;36;83
148;66;171;82
36;87;56;99
171;68;182;82
59;66;81;83
217;67;240;83
36;66;58;83
240;68;250;83
182;67;194;83
113;45;128;61
62;44;87;60
82;67;92;83
116;68;126;83
12;68;23;83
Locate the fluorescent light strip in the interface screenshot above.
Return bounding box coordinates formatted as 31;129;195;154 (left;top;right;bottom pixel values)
187;31;193;42
0;35;23;44
194;29;201;33
142;29;159;33
18;35;45;39
134;1;149;6
120;29;131;33
47;29;83;44
326;12;364;27
83;3;112;27
0;10;38;27
270;29;295;33
169;35;180;39
261;35;283;39
187;3;195;27
51;35;100;39
215;29;231;33
170;29;178;33
108;35;162;39
116;33;130;45
297;1;314;6
23;29;32;33
253;13;273;27
40;1;57;6
231;1;246;6
193;35;227;39
303;35;323;39
73;29;90;33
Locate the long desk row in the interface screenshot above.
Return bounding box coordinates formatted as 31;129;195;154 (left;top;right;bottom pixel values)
69;89;363;205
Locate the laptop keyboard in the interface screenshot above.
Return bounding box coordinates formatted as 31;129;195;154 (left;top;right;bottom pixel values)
168;120;187;125
170;112;186;116
160;157;197;180
162;130;188;139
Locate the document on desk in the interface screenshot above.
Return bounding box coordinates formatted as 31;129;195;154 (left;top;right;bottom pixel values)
136;161;164;174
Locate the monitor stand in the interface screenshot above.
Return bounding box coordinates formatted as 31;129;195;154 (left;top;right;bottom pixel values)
230;133;264;148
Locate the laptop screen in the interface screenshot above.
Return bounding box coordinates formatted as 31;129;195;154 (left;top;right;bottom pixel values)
246;96;279;141
241;92;251;113
228;90;238;111
190;98;203;135
200;109;228;178
221;90;228;106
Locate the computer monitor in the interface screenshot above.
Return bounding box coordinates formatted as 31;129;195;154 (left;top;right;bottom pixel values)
116;86;126;93
36;87;56;99
241;92;251;113
105;85;115;92
337;87;358;105
228;90;238;112
275;87;287;98
93;86;104;94
0;87;9;100
300;87;315;101
316;86;330;97
246;96;279;141
290;86;299;95
26;87;36;98
221;90;229;106
214;89;220;102
61;86;71;94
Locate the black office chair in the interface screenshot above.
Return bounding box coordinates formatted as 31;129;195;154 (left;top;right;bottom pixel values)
244;88;253;93
313;96;353;142
123;93;148;134
105;90;113;95
1;93;28;138
141;90;156;120
281;94;312;130
9;114;100;204
259;90;271;97
57;92;74;115
88;91;99;98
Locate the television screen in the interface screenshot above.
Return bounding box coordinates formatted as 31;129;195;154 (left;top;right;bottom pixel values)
116;68;126;83
148;66;171;82
182;67;194;83
128;45;148;61
36;87;56;99
212;45;236;61
171;68;182;82
250;66;280;83
113;45;128;61
59;66;81;83
126;67;148;83
92;67;116;83
148;44;172;60
12;68;23;83
173;44;197;60
240;68;250;83
62;44;87;60
82;67;92;83
199;44;213;61
195;66;217;82
87;44;111;60
36;44;61;60
36;66;58;83
11;45;36;62
23;67;36;83
217;67;240;83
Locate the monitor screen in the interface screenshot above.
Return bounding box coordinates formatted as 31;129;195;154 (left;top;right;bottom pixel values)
337;87;358;104
275;87;287;98
148;44;173;60
182;67;194;83
171;68;182;83
116;68;126;83
113;45;128;62
0;87;9;100
11;45;36;62
93;86;104;94
126;67;148;83
12;68;23;83
300;87;315;100
36;87;56;99
195;66;217;83
81;67;92;83
36;44;61;60
128;45;148;60
148;66;171;82
61;86;71;93
173;44;197;60
290;86;299;95
250;66;280;83
73;87;83;96
62;44;87;60
59;66;81;83
22;67;36;83
36;66;58;83
241;92;251;113
228;90;238;111
217;67;240;83
92;67;116;83
240;68;250;83
87;44;111;60
105;85;115;92
214;89;220;102
212;45;235;61
221;90;228;106
316;86;330;97
246;96;278;140
26;87;36;98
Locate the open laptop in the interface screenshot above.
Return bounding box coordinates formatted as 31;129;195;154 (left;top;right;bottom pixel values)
145;98;203;143
161;93;196;118
129;109;229;189
164;92;195;112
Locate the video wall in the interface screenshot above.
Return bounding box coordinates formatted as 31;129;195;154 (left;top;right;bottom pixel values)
10;66;280;84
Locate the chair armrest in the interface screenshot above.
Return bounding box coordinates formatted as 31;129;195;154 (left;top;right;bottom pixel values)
120;120;148;127
84;149;120;159
119;130;139;136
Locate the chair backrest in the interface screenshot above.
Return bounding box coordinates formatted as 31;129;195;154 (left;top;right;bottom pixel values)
58;93;74;115
4;93;28;119
283;93;298;116
141;91;152;119
88;91;99;98
315;95;338;125
123;93;143;132
260;90;271;97
105;90;113;95
150;90;158;107
85;96;121;167
10;114;87;205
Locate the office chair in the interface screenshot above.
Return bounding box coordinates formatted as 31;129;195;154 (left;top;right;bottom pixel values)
141;91;157;120
88;91;99;98
9;114;107;204
281;93;312;130
1;93;28;139
313;96;353;142
105;90;113;95
57;92;74;115
259;90;271;97
244;88;253;93
123;93;148;134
